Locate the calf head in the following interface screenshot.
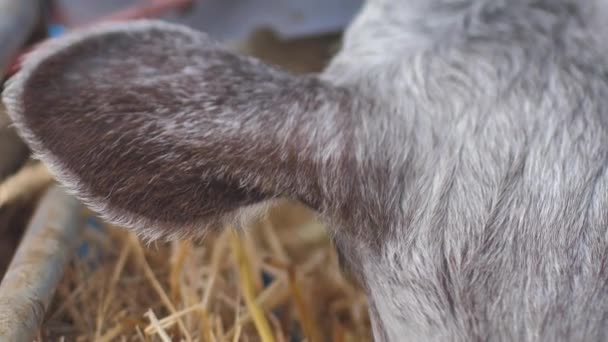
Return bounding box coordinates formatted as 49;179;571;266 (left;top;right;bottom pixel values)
4;1;608;341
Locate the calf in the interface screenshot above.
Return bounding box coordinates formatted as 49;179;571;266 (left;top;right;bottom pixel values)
3;1;608;340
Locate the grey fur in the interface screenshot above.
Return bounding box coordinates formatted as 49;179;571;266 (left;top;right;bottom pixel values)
3;1;608;341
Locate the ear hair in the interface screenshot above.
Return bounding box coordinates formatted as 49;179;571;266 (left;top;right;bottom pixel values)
2;20;356;241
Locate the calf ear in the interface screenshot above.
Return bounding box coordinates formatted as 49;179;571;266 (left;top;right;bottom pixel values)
2;20;354;240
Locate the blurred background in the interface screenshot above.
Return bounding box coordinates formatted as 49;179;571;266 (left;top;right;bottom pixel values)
58;0;361;41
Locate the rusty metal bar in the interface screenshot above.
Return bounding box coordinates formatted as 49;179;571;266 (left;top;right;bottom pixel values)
0;0;42;179
0;186;83;341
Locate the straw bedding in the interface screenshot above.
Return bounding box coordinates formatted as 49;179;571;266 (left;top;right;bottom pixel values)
39;203;372;341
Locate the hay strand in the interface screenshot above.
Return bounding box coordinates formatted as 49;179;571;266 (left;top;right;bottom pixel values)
0;162;53;207
230;229;275;342
130;234;192;342
145;309;172;342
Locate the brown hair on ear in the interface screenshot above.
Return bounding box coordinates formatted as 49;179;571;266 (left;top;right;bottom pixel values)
2;20;355;240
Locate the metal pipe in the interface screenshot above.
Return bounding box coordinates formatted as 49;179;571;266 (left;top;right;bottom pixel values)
0;0;42;180
0;186;83;341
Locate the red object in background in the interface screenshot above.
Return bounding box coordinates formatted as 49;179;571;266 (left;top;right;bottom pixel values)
5;0;193;78
95;0;192;23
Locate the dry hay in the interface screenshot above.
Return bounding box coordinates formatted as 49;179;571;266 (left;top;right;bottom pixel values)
39;202;372;341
